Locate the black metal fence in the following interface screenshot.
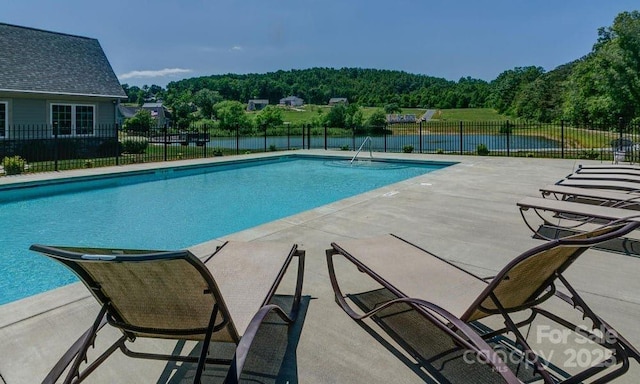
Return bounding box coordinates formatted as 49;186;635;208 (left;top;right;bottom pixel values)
1;120;639;175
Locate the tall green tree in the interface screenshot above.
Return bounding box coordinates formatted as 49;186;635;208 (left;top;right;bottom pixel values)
213;101;252;133
596;11;640;123
563;11;640;125
254;105;284;130
487;66;544;115
193;88;222;119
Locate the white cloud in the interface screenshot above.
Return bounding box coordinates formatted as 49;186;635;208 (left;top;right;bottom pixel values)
230;46;243;51
118;68;192;80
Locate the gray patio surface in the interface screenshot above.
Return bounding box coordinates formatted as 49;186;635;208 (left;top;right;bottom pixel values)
0;150;638;383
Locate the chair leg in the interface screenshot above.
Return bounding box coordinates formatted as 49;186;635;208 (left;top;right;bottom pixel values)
193;304;220;384
62;305;109;384
489;293;556;384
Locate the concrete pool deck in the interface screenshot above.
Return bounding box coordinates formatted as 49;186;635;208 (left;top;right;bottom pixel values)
0;150;638;383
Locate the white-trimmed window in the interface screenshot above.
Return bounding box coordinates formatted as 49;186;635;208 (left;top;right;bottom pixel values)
51;104;95;136
0;101;7;138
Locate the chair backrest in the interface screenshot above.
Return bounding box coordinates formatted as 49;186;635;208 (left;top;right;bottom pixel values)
29;245;238;343
462;222;639;322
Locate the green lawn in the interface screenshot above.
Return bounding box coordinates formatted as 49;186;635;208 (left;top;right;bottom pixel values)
434;108;508;121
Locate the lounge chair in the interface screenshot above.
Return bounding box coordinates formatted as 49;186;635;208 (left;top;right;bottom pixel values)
30;240;305;384
540;184;640;210
565;172;640;184
326;224;640;383
558;178;640;192
575;167;640;176
577;164;640;172
517;195;640;235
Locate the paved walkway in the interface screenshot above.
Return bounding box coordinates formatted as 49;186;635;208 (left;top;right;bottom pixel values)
0;151;638;383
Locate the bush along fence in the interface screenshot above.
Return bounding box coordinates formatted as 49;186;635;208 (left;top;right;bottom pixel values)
1;119;639;175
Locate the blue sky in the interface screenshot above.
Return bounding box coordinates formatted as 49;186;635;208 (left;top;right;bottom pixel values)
2;1;638;87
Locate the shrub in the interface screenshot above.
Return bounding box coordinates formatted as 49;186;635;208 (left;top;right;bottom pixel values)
97;139;124;157
123;110;153;132
402;145;414;153
436;148;444;154
212;148;224;156
2;156;26;175
340;145;350;151
578;149;599;160
268;144;277;152
476;143;489;156
121;138;148;154
84;159;94;168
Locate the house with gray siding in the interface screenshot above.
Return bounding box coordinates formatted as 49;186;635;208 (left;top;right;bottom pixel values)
247;99;269;111
329;97;348;106
279;96;304;107
0;23;126;149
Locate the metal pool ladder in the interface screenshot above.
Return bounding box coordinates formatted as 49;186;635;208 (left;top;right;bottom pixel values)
350;136;373;164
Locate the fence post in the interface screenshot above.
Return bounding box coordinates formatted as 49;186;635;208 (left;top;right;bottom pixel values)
53;122;59;171
506;120;510;157
619;116;624;142
561;120;565;159
384;124;388;152
202;127;207;158
307;124;311;149
236;124;240;155
324;125;327;150
263;124;267;152
301;124;305;150
419;121;423;154
163;124;168;162
115;123;120;166
285;122;290;150
352;127;355;151
459;121;463;155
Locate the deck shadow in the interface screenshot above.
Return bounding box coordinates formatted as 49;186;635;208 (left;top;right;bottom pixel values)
348;288;541;384
158;294;310;384
536;224;640;257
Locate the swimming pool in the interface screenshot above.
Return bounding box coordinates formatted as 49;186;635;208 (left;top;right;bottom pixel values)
0;155;453;304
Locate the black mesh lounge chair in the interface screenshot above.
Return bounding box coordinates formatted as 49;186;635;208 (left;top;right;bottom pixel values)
565;172;640;184
575;167;640;177
517;196;640;236
558;178;640;193
540;184;640;210
30;241;305;384
326;223;640;383
577;164;640;172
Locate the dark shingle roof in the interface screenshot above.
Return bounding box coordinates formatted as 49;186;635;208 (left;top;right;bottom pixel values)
0;23;126;98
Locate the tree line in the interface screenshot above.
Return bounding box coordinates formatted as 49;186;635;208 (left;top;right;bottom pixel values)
122;10;640;128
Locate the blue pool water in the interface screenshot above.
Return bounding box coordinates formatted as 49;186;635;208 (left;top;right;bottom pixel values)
0;155;451;304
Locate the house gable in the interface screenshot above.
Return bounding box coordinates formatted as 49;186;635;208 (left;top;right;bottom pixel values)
0;23;126;98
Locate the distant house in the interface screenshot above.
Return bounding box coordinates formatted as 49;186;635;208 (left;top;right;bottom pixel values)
116;105;138;125
247;99;269;111
117;102;172;128
142;102;171;127
329;97;348;106
0;23;126;143
279;96;304;107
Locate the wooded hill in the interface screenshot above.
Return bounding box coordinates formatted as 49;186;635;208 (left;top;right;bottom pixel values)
123;10;640;126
